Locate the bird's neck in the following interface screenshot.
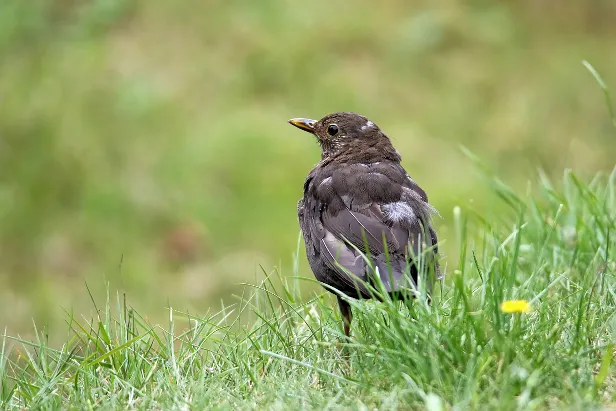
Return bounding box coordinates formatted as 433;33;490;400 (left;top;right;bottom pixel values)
320;139;401;165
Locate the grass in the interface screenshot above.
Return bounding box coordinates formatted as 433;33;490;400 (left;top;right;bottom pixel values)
1;164;615;410
1;3;616;408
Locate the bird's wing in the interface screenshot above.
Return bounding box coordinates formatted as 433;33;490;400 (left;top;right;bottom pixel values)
303;162;440;295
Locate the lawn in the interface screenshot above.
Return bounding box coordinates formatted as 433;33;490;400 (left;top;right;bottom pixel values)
2;1;616;408
2;163;615;409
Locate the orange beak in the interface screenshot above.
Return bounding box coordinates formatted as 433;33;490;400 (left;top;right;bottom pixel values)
288;118;317;133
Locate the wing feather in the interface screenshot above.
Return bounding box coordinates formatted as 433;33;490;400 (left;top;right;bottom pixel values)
300;162;440;296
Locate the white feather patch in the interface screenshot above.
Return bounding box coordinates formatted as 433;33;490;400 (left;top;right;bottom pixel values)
360;121;374;131
382;201;416;223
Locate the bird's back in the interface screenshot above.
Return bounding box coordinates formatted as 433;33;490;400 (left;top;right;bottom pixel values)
298;159;440;299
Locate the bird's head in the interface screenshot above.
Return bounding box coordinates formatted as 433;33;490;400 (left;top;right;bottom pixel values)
288;112;401;163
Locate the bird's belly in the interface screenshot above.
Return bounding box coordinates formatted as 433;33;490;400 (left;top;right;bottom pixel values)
304;246;363;297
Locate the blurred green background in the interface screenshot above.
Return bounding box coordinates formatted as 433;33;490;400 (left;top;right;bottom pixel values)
1;0;615;334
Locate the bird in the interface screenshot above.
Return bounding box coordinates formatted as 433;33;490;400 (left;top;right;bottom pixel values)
288;112;441;337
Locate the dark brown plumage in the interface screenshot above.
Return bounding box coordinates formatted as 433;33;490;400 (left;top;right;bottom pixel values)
289;112;441;337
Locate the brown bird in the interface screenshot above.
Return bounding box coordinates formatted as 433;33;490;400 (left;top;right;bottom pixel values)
289;112;441;337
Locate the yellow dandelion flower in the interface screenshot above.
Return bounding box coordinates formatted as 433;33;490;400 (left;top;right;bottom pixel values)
500;300;531;313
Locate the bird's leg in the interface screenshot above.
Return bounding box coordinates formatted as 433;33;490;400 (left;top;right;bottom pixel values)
337;297;352;338
337;296;353;373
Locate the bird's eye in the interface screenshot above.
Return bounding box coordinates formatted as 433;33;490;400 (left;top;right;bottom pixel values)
327;124;339;136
